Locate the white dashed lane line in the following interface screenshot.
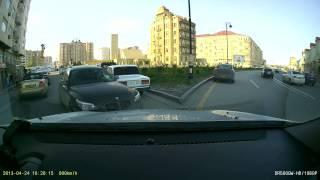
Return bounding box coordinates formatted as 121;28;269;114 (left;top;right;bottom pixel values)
273;78;316;100
249;79;260;89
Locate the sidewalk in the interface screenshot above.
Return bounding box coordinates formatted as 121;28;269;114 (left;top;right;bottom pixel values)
0;85;17;125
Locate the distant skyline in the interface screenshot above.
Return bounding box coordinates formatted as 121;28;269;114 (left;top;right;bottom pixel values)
25;0;320;65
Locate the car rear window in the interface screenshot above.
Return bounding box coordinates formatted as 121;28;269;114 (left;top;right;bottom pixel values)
114;66;140;75
292;71;301;74
264;69;272;71
69;68;110;86
24;73;43;80
217;64;233;70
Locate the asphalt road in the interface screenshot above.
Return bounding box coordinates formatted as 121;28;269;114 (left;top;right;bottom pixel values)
1;70;319;124
183;70;320;122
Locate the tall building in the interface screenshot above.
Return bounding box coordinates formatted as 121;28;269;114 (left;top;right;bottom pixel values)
111;34;119;60
59;40;93;66
120;46;144;60
44;56;52;65
99;47;110;60
85;42;94;61
25;50;41;67
149;6;196;67
196;31;263;67
288;57;298;70
0;0;31;90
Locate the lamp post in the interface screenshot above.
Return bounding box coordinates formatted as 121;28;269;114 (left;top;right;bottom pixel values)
188;0;193;80
225;22;232;64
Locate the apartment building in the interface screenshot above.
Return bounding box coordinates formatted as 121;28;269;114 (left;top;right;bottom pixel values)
149;6;196;67
59;40;94;66
303;37;320;74
0;0;31;90
196;31;263;67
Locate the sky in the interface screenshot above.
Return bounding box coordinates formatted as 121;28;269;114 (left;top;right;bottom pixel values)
25;0;320;65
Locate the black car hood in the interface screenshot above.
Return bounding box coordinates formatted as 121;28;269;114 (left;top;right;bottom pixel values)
70;81;133;104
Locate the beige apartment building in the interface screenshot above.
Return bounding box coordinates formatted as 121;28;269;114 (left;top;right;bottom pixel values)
25;50;42;67
302;37;320;74
59;40;94;66
196;31;263;67
288;57;298;70
0;0;31;89
149;6;196;67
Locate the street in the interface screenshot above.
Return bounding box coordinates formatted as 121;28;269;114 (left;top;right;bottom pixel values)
1;70;320;125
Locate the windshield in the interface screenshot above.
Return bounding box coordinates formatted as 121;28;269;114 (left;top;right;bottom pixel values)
217;64;233;70
24;73;44;80
0;0;319;133
69;68;114;86
114;67;140;75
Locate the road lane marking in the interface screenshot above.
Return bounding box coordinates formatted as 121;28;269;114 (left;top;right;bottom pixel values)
273;78;316;100
196;83;217;110
249;79;260;89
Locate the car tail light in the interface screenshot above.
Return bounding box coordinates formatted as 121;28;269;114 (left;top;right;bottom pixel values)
142;80;149;85
119;81;127;85
39;80;45;87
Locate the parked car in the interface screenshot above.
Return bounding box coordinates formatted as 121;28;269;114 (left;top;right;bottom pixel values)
261;68;274;79
18;73;49;99
304;73;317;86
106;65;150;95
58;65;140;111
212;64;235;83
282;71;305;85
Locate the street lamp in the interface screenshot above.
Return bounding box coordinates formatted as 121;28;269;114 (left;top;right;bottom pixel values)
225;22;232;64
188;0;193;80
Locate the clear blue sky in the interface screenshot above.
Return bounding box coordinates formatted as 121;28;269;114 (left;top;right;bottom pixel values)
25;0;320;65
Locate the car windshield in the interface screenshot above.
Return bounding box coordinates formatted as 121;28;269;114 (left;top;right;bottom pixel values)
217;64;233;70
0;0;319;137
69;68;114;86
292;71;302;74
24;73;43;80
114;67;140;75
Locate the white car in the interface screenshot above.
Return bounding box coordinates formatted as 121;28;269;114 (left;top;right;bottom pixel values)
106;65;150;95
282;71;305;85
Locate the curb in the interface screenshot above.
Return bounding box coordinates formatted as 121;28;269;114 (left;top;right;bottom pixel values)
148;76;214;104
180;76;214;103
147;89;181;104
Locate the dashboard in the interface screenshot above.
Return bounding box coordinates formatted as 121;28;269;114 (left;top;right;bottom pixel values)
0;120;319;180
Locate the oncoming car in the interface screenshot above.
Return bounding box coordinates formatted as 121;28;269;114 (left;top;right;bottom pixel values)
58;66;140;111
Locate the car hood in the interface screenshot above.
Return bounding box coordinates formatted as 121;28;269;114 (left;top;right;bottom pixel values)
28;109;293;124
117;74;150;81
70;82;133;104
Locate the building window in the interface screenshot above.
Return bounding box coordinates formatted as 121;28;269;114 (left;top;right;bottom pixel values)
5;0;11;10
1;20;7;32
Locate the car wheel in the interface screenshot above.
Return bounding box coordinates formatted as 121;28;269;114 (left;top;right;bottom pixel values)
231;79;235;83
139;90;144;95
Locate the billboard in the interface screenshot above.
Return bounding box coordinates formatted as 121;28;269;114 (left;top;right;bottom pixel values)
234;55;245;63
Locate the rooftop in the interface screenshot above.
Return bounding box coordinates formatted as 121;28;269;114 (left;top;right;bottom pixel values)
196;31;242;38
